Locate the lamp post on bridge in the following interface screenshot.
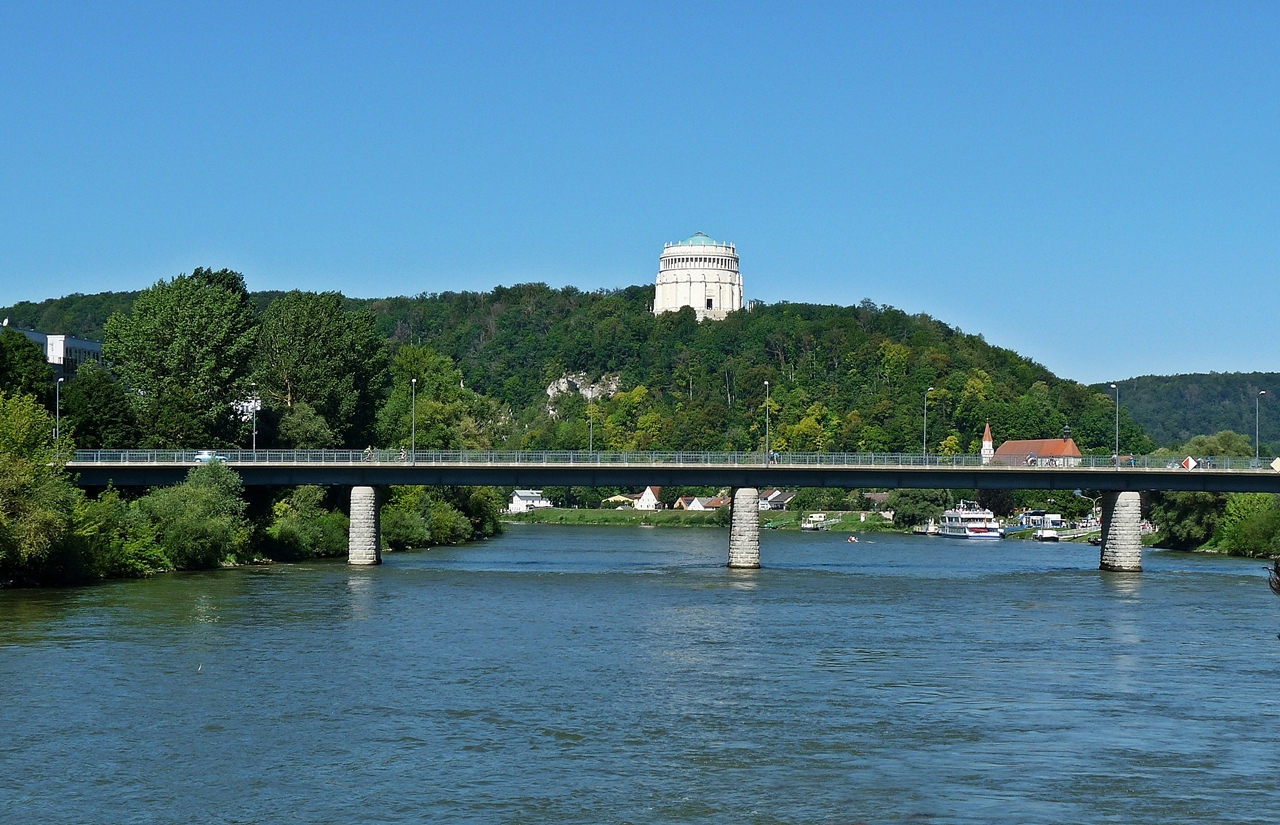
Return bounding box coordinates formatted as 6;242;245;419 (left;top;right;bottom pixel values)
764;380;771;465
1257;390;1266;461
411;378;417;466
1110;383;1119;469
923;386;933;465
251;384;258;452
588;402;594;454
55;377;64;448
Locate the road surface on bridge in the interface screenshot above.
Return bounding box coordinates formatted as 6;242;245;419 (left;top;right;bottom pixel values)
66;449;1280;493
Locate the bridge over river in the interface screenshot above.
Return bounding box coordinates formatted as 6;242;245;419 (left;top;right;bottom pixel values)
68;449;1280;574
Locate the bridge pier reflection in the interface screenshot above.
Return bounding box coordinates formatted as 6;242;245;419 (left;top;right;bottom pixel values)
348;486;382;565
1099;491;1142;572
728;487;761;568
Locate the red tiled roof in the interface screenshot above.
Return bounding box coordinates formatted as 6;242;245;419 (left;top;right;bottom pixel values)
993;438;1082;458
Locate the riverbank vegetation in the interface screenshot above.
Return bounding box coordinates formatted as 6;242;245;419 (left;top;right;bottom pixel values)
0;390;502;585
1146;431;1280;557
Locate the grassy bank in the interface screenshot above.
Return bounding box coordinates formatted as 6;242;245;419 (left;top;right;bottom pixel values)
503;508;902;532
760;511;901;532
503;508;727;527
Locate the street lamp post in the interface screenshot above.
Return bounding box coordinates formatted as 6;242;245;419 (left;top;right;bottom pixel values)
55;377;64;447
251;386;258;452
923;387;933;464
1074;489;1101;522
1257;390;1266;461
764;380;771;464
411;378;417;465
1110;383;1119;468
588;403;594;453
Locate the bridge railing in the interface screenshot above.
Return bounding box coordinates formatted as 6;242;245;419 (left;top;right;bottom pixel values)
67;449;1279;472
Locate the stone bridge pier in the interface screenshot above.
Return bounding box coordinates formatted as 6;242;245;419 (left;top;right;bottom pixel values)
348;486;382;565
728;487;761;568
1099;490;1142;572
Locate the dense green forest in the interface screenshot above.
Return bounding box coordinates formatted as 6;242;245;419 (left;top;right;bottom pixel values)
1094;373;1279;451
2;282;1155;456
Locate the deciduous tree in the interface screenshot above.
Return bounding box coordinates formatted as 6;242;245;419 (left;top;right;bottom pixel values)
104;270;258;447
255;291;387;446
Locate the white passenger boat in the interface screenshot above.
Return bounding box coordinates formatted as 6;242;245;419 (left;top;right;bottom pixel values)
939;501;1004;539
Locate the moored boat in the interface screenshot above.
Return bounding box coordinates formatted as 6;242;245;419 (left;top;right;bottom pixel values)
801;513;828;531
912;518;940;536
939;501;1004;539
1033;528;1060;542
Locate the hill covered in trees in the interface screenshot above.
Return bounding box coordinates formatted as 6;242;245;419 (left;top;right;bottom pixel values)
354;284;1151;455
1094;373;1280;452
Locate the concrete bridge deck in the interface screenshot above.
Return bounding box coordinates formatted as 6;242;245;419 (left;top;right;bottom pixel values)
67;449;1280;493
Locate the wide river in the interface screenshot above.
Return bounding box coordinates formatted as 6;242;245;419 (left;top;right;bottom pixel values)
2;526;1278;824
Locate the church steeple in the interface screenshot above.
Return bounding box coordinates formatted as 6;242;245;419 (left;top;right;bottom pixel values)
981;422;995;465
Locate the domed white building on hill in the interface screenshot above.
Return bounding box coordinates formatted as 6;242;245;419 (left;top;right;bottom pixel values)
654;232;743;322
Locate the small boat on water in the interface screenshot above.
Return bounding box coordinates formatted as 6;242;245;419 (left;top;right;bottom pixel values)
912;519;940;536
939;501;1004;540
1033;528;1060;542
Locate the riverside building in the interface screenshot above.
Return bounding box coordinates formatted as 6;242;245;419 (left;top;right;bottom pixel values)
654;232;743;322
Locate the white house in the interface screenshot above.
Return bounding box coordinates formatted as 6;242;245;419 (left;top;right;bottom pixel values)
758;489;798;511
508;489;553;514
635;486;664;511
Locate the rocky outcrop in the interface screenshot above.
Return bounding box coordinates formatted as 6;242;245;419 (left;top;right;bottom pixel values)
545;372;621;416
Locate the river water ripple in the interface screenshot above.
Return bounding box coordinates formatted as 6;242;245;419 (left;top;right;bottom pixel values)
2;526;1278;824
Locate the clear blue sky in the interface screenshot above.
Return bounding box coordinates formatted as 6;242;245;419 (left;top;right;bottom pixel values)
2;2;1277;384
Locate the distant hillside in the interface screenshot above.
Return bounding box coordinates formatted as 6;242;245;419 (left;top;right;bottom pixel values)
1093;373;1280;450
1;291;141;340
0;290;285;340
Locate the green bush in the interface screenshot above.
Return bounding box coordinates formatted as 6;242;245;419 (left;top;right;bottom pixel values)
70;488;170;579
1208;493;1280;557
381;485;503;550
887;488;948;528
0;392;78;583
136;462;251;568
1150;491;1228;551
265;485;349;559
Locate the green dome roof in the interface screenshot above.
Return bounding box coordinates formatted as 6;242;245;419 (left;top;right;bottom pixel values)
677;231;721;246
